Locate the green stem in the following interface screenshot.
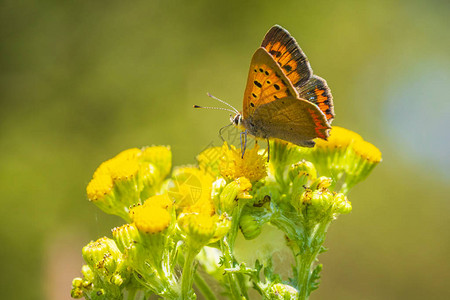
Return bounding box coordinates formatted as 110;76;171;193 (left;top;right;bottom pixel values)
296;220;331;300
126;288;137;300
193;272;218;300
221;238;243;300
181;249;197;299
296;252;315;300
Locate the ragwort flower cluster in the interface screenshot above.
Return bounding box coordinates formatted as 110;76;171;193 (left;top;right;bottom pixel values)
71;126;381;300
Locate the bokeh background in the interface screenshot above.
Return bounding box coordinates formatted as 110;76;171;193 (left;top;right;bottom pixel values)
1;0;449;299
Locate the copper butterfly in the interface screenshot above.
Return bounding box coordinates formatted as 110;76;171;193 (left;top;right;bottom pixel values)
196;25;334;150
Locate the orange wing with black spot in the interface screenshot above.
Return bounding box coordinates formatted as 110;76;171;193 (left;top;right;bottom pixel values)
262;25;335;124
261;25;312;88
242;47;299;119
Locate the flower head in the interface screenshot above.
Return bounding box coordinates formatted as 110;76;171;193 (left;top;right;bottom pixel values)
303;126;382;193
167;167;216;216
130;199;172;234
86;146;173;221
219;142;267;182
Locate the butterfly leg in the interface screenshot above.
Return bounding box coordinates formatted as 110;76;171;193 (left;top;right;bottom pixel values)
219;123;232;142
266;138;270;162
240;130;248;158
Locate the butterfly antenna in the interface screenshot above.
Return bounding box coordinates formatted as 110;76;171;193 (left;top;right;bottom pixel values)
193;105;236;114
206;92;239;114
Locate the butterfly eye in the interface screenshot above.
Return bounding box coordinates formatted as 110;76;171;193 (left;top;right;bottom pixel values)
233;115;240;125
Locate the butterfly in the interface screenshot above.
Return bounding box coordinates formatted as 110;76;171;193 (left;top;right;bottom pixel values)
195;25;334;152
231;25;334;149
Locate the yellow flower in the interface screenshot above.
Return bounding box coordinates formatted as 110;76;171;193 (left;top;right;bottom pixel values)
86;146;173;221
93;148;141;178
219;142;267;182
352;139;382;163
315;126;362;149
143;193;173;210
130;197;172;234
167;167;216;216
86;173;114;202
197;146;223;177
306;126;382;193
138;146;172;179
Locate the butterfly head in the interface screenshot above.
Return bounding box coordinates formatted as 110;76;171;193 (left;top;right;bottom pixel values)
231;112;245;130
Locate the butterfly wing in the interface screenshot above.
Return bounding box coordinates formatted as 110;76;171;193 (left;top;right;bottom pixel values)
242;47;299;119
261;25;312;88
297;75;335;123
249;96;331;146
262;25;335;124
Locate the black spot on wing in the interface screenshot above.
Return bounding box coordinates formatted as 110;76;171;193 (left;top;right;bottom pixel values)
269;50;282;57
283;65;292;72
261;25;313;87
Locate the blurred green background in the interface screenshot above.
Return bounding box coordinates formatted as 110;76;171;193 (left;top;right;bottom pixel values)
1;0;449;299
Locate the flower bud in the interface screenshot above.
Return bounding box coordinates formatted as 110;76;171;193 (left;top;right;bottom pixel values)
111;224;141;254
78;237;128;299
219;177;252;214
269;283;299;299
179;213;230;250
332;193;352;215
239;213;262;240
288;160;317;185
82;237;121;271
310;176;332;190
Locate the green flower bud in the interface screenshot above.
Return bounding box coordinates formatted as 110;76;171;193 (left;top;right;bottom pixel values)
219;177;252;214
239;213;262;240
179;213;231;250
82;237;121;270
333;193;352;215
269;283;299;299
310;176;332;190
71;278;84;298
81;264;94;283
111;224;141;254
288;160;317;184
77;238;129;300
300;189;335;224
